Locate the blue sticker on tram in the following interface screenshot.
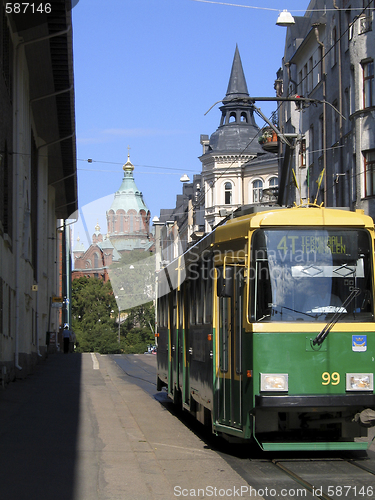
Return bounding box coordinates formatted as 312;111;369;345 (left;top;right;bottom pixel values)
352;335;367;352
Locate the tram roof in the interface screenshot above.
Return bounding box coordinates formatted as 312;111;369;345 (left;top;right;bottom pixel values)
215;206;374;242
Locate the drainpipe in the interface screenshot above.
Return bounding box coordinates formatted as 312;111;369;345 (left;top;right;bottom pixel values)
314;24;327;206
14;25;71;371
333;0;344;206
285;61;298;94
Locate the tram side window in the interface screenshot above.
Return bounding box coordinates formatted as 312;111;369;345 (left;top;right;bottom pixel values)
204;259;213;323
172;290;177;328
178;286;184;330
189;263;198;325
158;295;168;328
251;242;273;321
197;262;204;324
235;268;244;375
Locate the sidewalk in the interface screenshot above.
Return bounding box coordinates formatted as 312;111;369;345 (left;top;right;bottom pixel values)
0;352;262;500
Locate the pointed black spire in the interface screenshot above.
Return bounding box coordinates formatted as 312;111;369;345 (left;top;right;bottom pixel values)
223;45;249;103
205;45;262;154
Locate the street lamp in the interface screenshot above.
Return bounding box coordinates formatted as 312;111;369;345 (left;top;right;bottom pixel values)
276;10;295;27
180;174;190;182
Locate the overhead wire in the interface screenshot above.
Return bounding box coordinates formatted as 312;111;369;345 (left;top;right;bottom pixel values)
188;0;375;12
181;0;375;218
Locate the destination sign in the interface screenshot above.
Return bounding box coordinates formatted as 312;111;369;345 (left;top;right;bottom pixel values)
276;235;347;255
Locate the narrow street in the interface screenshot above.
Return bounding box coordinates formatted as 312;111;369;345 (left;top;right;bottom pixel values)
0;353;262;500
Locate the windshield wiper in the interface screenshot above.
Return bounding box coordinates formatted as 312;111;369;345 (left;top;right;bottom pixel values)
312;287;361;346
272;305;322;319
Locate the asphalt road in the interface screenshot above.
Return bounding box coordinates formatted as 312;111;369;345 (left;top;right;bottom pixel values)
1;352;374;500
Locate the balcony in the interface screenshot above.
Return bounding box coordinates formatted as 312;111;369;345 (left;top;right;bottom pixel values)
259;128;278;153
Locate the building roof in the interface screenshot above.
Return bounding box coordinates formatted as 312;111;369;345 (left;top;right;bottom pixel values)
205;46;264;155
223;45;250;103
11;1;77;219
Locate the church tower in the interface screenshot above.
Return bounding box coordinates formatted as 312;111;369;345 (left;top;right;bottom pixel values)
200;46;278;231
106;151;152;252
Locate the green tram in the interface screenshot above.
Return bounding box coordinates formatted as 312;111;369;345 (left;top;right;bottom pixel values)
156;206;375;451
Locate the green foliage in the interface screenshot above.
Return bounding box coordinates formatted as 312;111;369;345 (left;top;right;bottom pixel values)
120;302;155;354
71;276;155;354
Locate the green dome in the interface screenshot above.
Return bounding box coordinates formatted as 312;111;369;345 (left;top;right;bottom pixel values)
108;154;148;214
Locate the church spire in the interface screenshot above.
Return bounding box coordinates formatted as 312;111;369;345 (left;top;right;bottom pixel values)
123;145;134;172
203;45;262;154
223;45;249;103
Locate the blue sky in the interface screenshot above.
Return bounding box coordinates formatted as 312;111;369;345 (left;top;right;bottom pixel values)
71;0;310;247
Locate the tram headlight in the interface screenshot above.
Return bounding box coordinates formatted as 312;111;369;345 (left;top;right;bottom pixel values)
260;373;288;392
346;373;373;391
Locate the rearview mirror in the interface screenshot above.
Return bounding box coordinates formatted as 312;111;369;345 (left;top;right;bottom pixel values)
217;266;233;297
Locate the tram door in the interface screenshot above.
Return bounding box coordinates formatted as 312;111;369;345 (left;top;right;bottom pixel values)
178;286;188;404
169;290;178;402
216;266;243;429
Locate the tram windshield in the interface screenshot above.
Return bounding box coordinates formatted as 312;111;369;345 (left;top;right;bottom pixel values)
251;229;373;322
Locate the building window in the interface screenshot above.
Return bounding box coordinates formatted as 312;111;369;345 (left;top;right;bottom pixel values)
308;57;313;92
332;100;339;144
318;46;323;83
364;150;375;197
332;26;338;67
303;64;307;95
309;125;314;166
269;177;278;188
224;182;232;205
94;253;99;268
363;60;374;108
298;70;303;95
319;115;324;155
267;177;278;200
359;13;372;34
252;180;263;203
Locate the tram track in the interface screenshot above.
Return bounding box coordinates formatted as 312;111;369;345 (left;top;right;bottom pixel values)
111;354;375;499
261;457;375;500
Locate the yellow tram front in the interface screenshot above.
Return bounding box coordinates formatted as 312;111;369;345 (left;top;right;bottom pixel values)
214;206;375;450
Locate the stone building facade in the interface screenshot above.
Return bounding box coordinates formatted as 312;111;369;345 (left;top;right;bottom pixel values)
0;2;77;380
278;0;375;218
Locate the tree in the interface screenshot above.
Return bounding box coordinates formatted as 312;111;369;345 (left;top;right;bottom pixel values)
71;276;155;354
120;302;155;353
71;277;119;354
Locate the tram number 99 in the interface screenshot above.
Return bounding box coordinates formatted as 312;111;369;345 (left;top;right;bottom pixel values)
322;372;340;385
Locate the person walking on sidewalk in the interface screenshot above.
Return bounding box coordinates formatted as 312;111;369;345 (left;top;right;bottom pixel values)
63;324;71;354
69;329;76;353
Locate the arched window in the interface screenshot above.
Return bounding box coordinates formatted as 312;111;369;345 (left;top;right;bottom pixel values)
224;182;232;205
229;112;236;124
252;180;263;203
240;112;248;123
117;210;125;233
